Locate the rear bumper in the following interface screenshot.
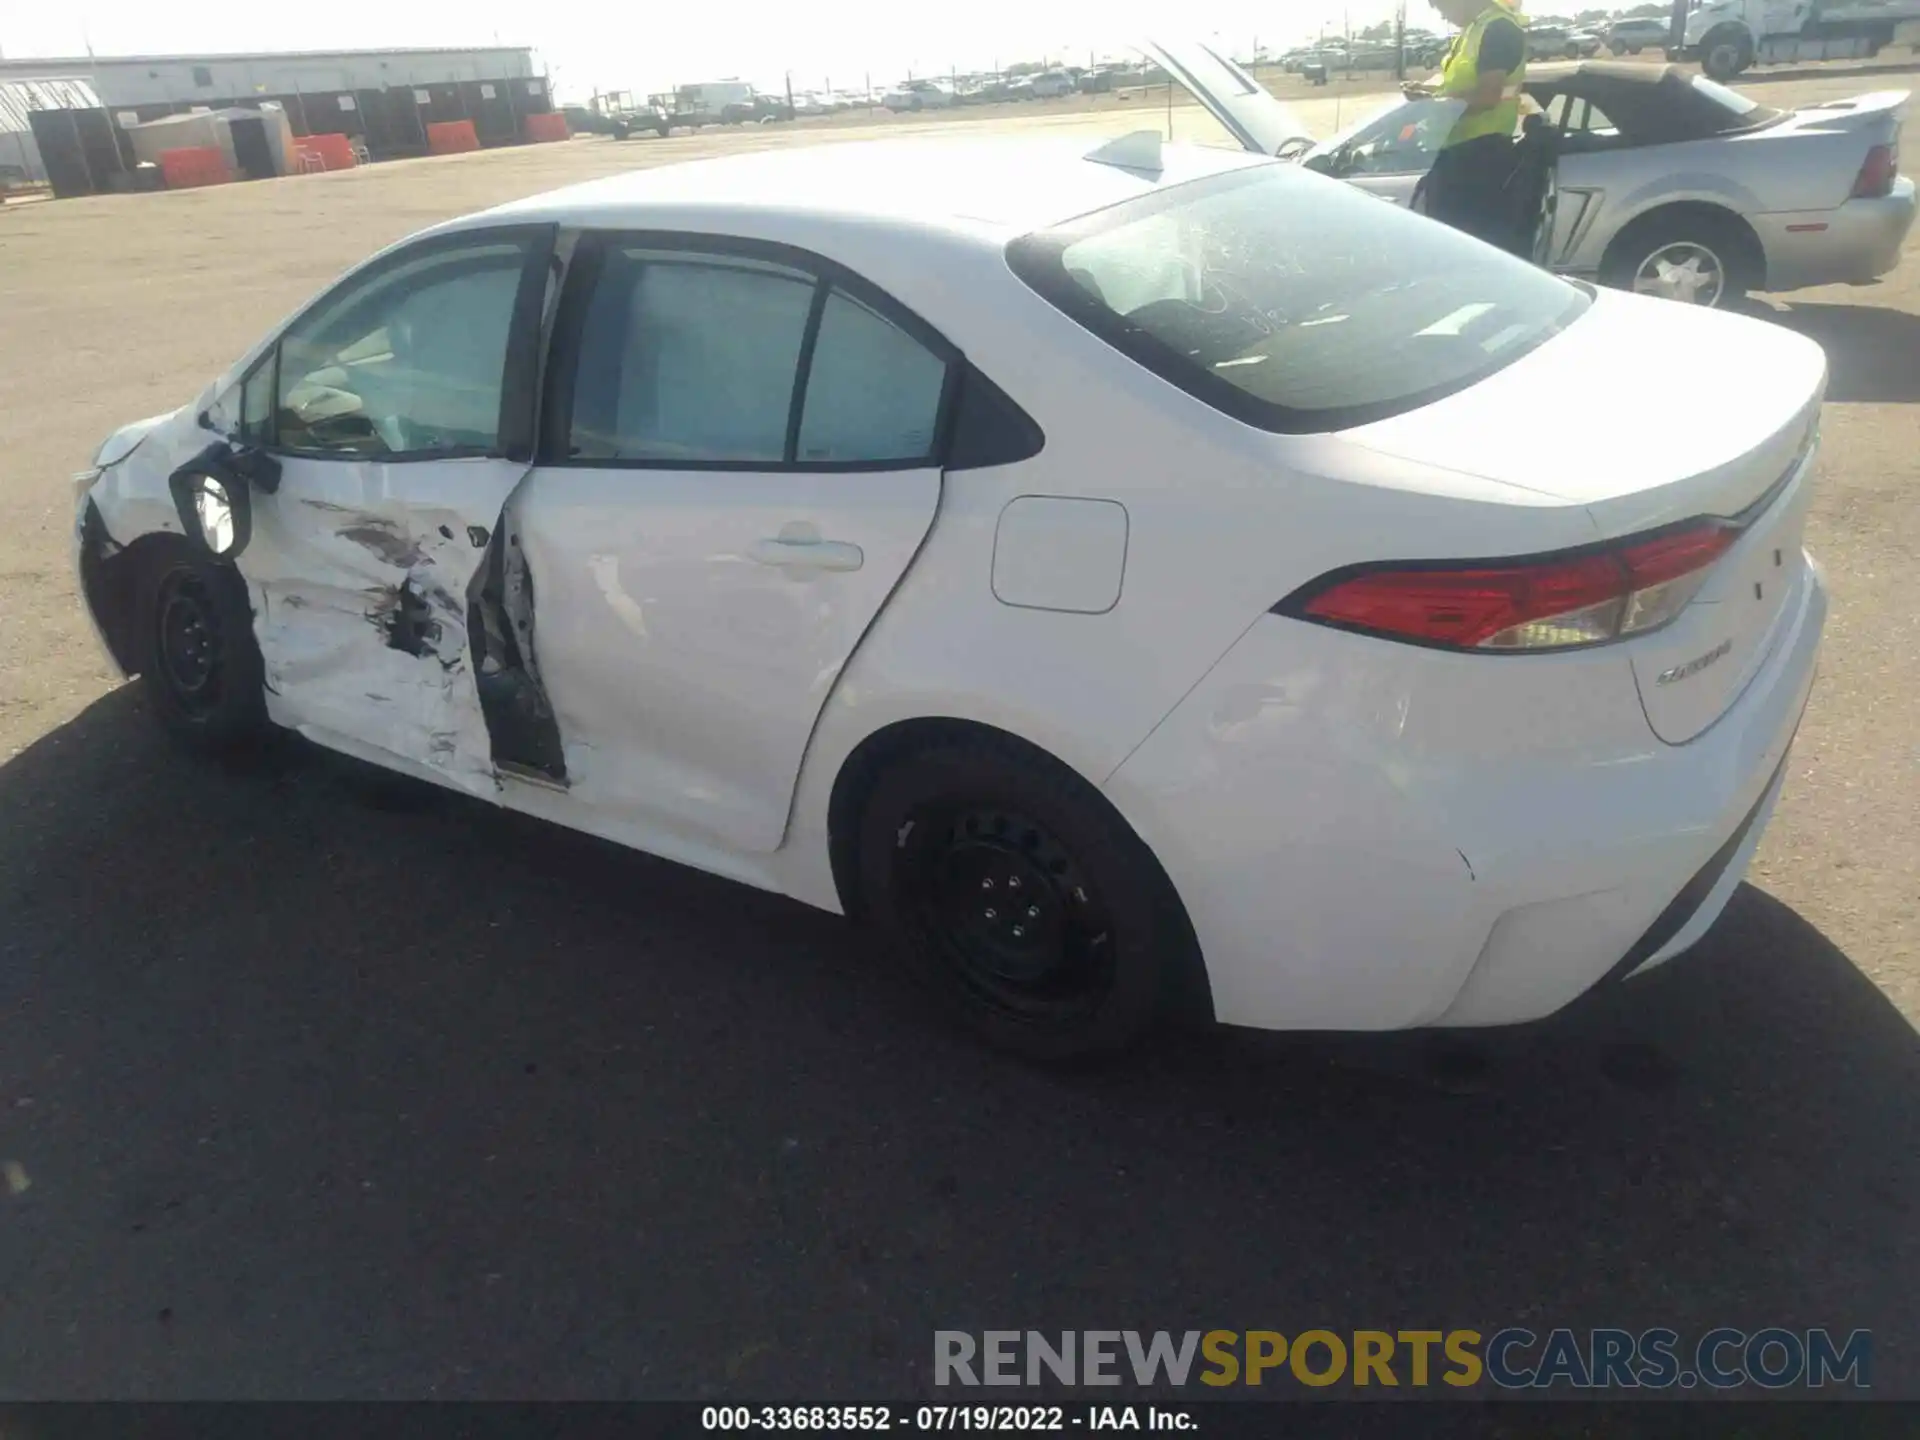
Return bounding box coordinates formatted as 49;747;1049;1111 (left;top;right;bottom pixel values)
1755;177;1917;293
1104;556;1827;1034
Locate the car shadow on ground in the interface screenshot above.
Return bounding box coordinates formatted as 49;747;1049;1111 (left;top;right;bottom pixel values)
2;687;1917;1400
1745;297;1920;403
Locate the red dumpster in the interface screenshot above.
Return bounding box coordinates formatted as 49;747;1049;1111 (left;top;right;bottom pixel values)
523;111;570;143
427;120;481;155
158;146;233;189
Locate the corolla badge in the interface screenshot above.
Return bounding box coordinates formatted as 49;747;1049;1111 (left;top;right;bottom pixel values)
1657;638;1733;686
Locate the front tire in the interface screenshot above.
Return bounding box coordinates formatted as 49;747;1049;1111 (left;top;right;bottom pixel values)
138;543;268;754
855;739;1202;1060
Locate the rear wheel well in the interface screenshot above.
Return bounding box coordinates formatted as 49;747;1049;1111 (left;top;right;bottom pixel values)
1601;202;1766;293
826;715;1215;1025
830;718;1036;921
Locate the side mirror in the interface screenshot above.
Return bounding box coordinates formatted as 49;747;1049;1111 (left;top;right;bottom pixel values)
168;445;257;562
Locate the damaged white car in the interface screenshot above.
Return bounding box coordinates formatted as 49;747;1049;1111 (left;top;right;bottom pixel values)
76;135;1825;1059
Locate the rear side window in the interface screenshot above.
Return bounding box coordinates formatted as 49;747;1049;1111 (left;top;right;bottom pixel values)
560;241;955;467
1008;165;1591;432
571;252;816;463
797;290;948;463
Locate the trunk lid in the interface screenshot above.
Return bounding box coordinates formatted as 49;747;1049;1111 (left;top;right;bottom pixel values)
1338;289;1827;743
1779;89;1909;145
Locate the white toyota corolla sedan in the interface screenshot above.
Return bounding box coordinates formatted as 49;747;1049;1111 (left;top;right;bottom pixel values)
72;127;1827;1058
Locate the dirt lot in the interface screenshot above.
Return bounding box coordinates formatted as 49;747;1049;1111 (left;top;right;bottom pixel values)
1;68;1917;1398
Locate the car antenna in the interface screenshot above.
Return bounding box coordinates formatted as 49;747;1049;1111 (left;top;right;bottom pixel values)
1084;129;1164;175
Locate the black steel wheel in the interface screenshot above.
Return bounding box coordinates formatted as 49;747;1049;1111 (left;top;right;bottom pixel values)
154;566;225;718
900;804;1119;1023
139;543;268;753
855;736;1206;1060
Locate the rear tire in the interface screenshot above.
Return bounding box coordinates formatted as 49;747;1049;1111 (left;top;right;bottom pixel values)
1602;209;1757;309
855;738;1203;1061
138;541;269;755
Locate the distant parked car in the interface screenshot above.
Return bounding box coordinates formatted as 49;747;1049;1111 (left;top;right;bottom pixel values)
1528;24;1599;60
1030;70;1076;99
883;80;954;112
1608;17;1673;55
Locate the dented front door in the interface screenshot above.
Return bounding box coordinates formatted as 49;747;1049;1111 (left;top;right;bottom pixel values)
229;223;555;795
241;454;529;794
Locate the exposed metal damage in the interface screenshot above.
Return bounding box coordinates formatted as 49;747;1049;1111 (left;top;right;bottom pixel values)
231;481;560;796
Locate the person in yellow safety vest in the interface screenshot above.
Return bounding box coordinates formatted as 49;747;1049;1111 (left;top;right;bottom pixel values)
1403;0;1531;252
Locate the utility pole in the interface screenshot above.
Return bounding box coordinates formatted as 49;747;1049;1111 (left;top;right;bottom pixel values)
1395;0;1408;81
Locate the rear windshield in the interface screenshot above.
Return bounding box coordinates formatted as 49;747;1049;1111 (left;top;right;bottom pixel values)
1007;165;1591;433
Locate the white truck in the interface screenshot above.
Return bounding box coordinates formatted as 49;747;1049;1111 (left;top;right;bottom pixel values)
1683;0;1920;80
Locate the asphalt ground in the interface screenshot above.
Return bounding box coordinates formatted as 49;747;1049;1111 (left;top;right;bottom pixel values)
1;67;1916;1400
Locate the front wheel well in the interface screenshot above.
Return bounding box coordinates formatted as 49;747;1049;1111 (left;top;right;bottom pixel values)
1601;202;1766;292
79;519;201;676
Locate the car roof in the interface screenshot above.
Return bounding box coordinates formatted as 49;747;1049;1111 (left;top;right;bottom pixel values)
1523;62;1777;141
477;136;1270;241
1527;60;1681;87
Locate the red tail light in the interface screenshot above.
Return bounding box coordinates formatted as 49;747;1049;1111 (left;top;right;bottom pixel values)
1282;521;1741;652
1852;144;1898;199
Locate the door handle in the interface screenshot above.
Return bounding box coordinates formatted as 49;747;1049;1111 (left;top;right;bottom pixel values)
750;537;865;573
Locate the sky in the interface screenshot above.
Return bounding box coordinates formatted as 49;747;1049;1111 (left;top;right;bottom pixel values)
0;0;1417;99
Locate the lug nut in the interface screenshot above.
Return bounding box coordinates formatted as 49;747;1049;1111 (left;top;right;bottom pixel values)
1027;906;1040;919
1012;926;1025;938
984;908;997;921
981;877;994;891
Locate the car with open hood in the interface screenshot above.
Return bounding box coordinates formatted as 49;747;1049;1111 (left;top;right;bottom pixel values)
1154;40;1914;309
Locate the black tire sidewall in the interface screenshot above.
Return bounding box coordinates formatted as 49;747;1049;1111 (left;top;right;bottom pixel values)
855;743;1194;1060
140;544;268;753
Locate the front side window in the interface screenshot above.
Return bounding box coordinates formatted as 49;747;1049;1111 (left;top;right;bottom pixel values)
275;235;535;458
563;242;952;467
239;355;276;446
1328;97;1459;175
1008;165;1591;433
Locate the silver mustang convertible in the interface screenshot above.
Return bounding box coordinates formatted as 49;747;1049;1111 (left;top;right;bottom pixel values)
1153;44;1914;310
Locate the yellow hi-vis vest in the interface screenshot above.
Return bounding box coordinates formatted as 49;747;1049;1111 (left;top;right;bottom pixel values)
1440;3;1529;147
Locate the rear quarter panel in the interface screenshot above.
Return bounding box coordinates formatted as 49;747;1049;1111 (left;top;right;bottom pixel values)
1559;138;1769;272
768;227;1603;912
1562;117;1880;277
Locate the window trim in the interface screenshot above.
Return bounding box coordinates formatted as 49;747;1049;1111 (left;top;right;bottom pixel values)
260;223;557;465
539;230;969;474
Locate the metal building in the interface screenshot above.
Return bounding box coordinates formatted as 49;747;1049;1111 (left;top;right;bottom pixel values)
0;47;548;165
0;77;125;197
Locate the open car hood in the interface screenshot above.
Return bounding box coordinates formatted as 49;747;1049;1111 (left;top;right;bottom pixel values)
1140;39;1317;157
